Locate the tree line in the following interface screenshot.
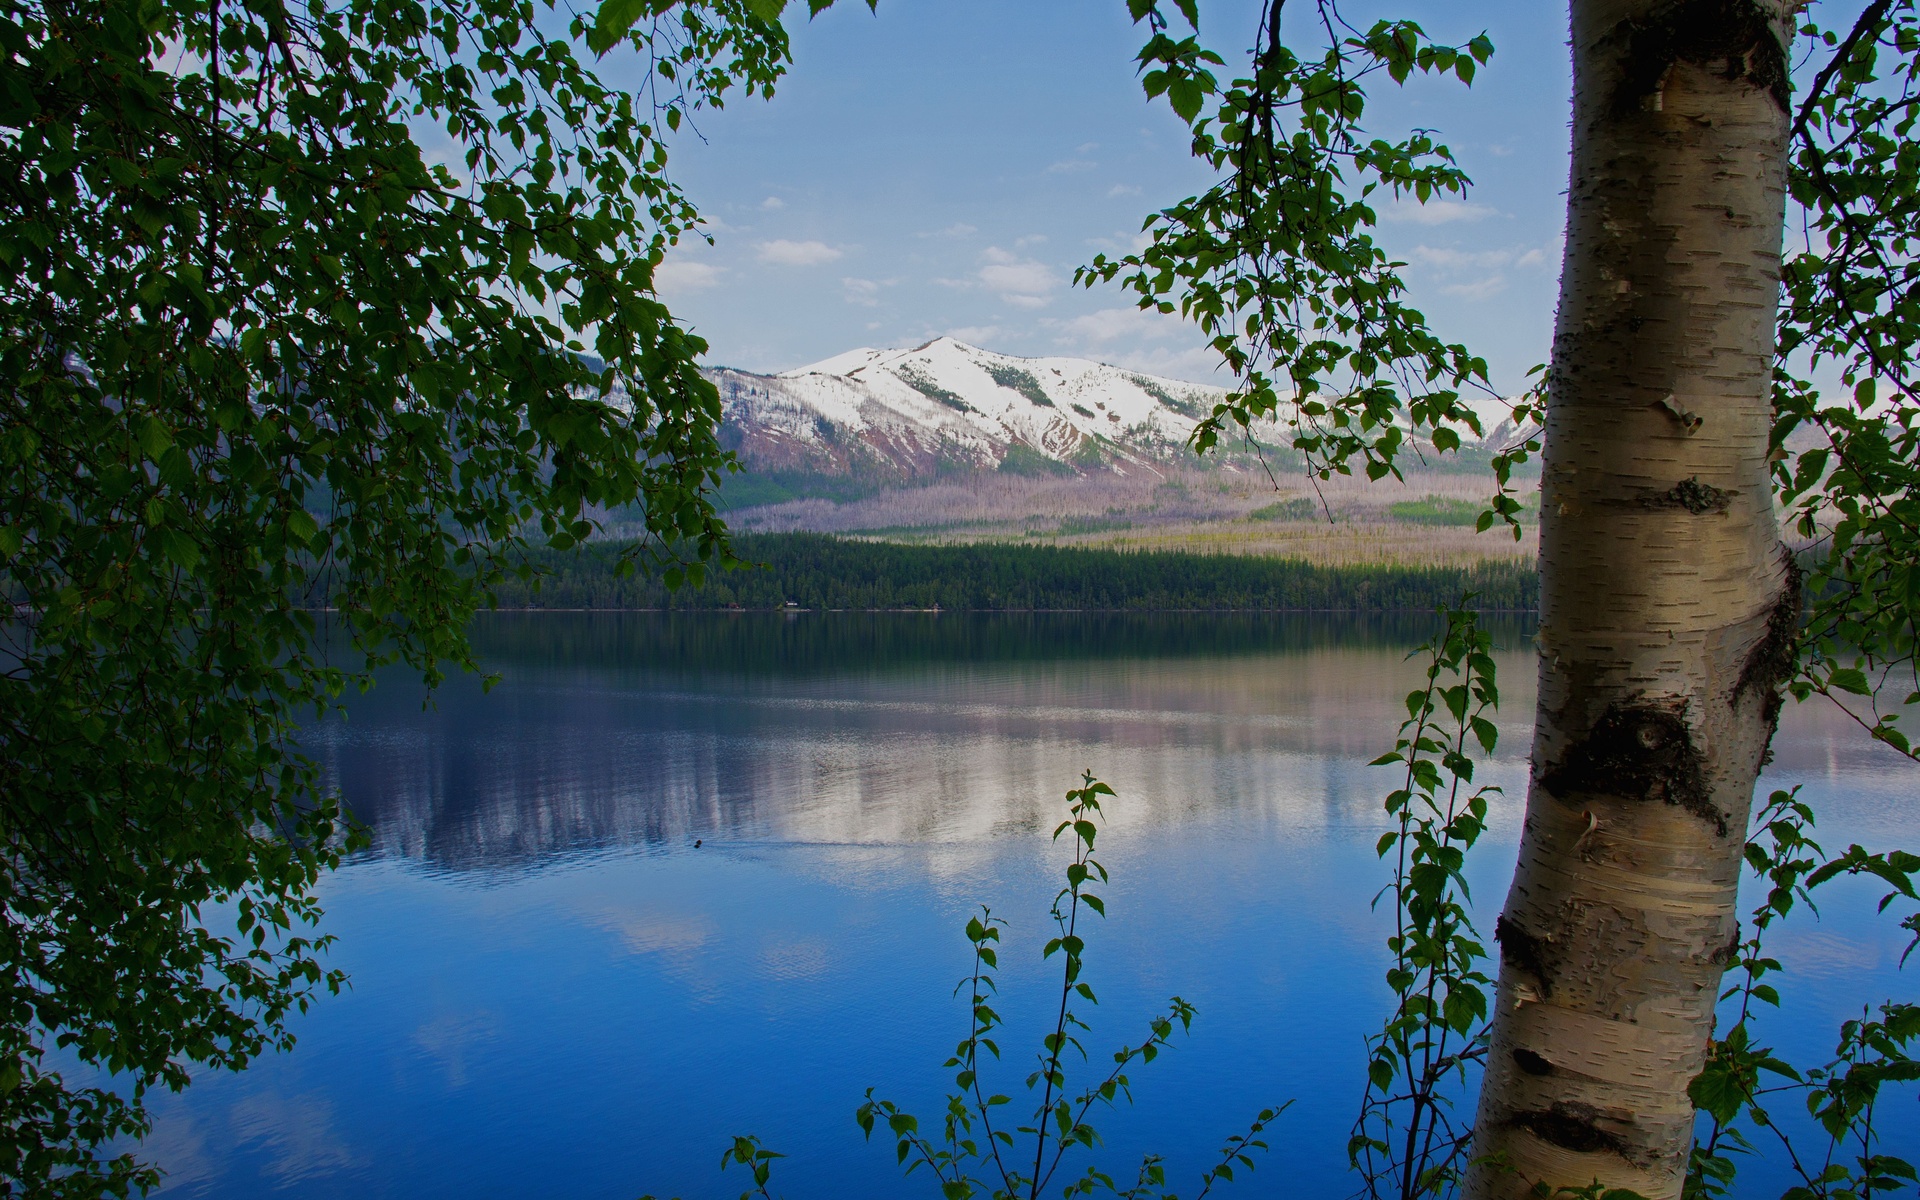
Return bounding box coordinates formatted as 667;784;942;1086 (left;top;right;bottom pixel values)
489;533;1540;612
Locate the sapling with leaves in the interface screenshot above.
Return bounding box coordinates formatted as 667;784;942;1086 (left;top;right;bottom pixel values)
855;772;1287;1200
1351;605;1501;1200
1686;787;1920;1200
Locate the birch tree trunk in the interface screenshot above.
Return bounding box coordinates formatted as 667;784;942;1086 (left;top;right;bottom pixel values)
1466;3;1797;1196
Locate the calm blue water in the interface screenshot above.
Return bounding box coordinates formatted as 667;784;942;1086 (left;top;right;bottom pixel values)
135;614;1918;1198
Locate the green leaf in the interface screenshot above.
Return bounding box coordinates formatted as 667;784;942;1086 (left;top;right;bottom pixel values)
1828;667;1871;695
588;0;653;56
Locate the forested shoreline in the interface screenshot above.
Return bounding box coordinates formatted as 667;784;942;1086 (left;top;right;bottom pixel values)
490;533;1539;611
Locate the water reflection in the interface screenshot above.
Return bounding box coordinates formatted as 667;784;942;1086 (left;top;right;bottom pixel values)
313;613;1547;871
314;612;1909;870
143;613;1916;1200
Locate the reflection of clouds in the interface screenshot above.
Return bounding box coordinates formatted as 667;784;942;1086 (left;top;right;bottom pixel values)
411;1010;501;1089
308;621;1910;883
311;643;1539;875
585;904;713;958
1770;927;1892;978
138;1111;214;1193
228;1092;359;1185
760;936;834;982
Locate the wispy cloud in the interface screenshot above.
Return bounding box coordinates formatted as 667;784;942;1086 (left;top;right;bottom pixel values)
1381;199;1500;226
756;239;843;267
1105;345;1227;385
842;276;893;306
1046;307;1182;345
1107;183;1142;198
1048;157;1098;173
947;324;1004;344
1404;239;1560;297
760;196;786;210
1410;245;1513;270
654;260;725;292
978;246;1059;306
919;222;978;239
1440;275;1509;301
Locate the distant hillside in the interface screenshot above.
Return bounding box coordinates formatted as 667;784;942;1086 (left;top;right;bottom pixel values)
664;339;1542;568
492;534;1539;612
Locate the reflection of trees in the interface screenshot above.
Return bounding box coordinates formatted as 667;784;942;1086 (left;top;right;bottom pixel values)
309;616;1886;875
457;611;1532;676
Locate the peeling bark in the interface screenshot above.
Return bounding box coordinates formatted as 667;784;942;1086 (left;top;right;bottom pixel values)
1465;1;1795;1196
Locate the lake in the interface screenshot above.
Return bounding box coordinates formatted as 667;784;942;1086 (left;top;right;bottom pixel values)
138;613;1918;1198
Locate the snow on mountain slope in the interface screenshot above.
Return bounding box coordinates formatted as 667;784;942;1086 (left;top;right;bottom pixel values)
700;336;1536;483
704;337;1225;478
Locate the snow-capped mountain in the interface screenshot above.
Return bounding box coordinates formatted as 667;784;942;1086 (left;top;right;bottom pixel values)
705;337;1227;478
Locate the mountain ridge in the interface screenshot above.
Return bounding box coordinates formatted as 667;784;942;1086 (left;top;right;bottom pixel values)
705;336;1224;481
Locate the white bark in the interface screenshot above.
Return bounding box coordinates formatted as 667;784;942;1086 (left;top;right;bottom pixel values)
1466;2;1796;1195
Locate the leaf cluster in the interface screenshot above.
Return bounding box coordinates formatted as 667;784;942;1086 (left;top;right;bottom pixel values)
1777;0;1920;758
1083;2;1540;535
1349;603;1500;1200
1686;790;1920;1200
0;0;790;1189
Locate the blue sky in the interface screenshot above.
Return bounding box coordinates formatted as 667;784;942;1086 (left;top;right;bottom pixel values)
645;1;1573;390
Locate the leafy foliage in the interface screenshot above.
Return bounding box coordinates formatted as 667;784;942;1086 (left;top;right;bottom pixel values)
1686;789;1920;1200
1350;605;1499;1199
1110;2;1920;1195
0;0;796;1190
854;773;1287;1200
1776;0;1920;762
1081;1;1542;536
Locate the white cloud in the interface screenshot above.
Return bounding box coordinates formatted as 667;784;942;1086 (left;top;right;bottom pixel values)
842;276;892;306
1441;275;1509;301
1015;234;1048;248
1086;228;1154;256
1108;184;1142;198
1046;307;1183;345
1406;239;1559;276
978;253;1058;303
1048;157;1098;173
1104;345;1229;385
760;196;785;210
919;222;978;239
1076;141;1099;155
1514;244;1555;268
1382;199;1500;225
756;239;843;266
980;262;1056;293
947;324;1004;344
654;260;725;292
1410;245;1513;270
1487;143;1514;157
